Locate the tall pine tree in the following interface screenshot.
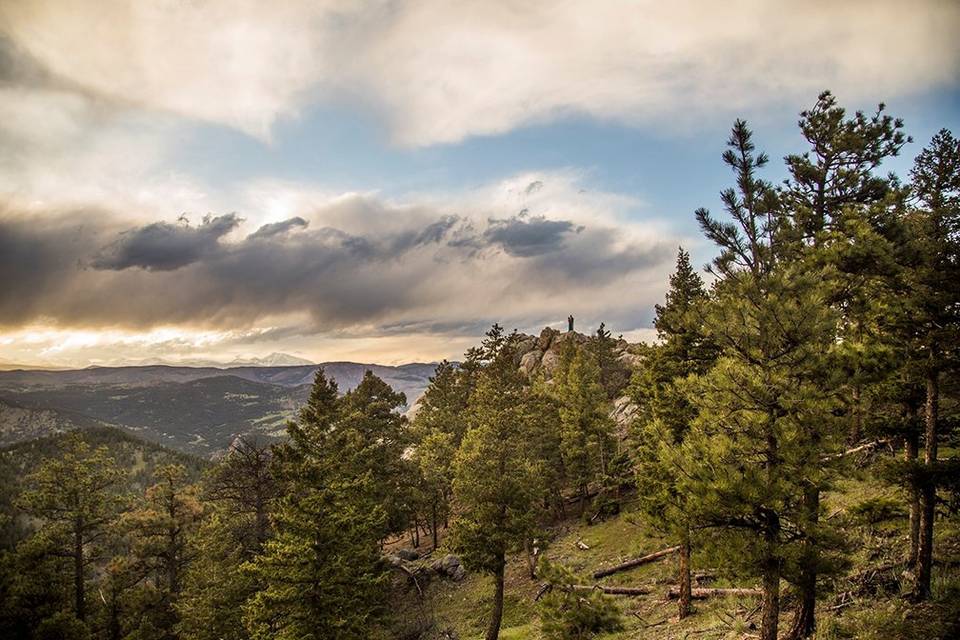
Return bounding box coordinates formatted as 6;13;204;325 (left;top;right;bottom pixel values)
451;330;543;640
630;246;717;619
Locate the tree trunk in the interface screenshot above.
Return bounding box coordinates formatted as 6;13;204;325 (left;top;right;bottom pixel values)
787;485;819;639
760;413;781;640
167;486;181;596
255;498;269;552
432;501;439;550
524;538;537;580
905;429;921;567
917;367;939;600
591;545;679;579
485;560;505;640
760;556;780;640
74;522;85;621
850;384;862;444
108;584;121;640
668;586;762;599
678;532;692;619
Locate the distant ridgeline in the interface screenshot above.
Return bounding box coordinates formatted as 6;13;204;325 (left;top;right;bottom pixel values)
0;338;645;458
0;361;442;456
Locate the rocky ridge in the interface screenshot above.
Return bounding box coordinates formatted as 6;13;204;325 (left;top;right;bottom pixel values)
511;326;644;433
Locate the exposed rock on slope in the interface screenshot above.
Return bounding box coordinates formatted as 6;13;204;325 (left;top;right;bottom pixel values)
512;327;641;382
512;326;644;435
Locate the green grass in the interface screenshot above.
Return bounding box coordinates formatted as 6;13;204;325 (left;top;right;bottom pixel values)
393;467;960;640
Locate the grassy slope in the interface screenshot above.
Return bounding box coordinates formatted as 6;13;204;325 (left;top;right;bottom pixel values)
390;468;960;640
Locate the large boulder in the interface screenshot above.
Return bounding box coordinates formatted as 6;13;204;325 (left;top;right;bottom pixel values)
539;350;562;378
537;327;559;351
515;335;538;356
610;395;639;435
617;351;645;369
519;350;543;377
396;548;420;561
552;330;587;348
430;554;467;581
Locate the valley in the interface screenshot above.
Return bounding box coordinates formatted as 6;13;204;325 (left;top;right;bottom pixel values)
0;361;440;455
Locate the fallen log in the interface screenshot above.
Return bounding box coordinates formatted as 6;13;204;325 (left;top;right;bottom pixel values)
667;587;762;600
573;584;654;597
592;545;680;579
535;583;655;600
822;439;892;462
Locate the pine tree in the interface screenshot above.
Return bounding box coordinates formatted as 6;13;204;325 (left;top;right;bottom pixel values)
552;344;615;516
204;436;278;553
243;367;388;639
338;371;411;538
904;129;960;599
177;439;278;640
588;322;630;399
243;477;385;640
778;92;909;639
415;359;473;446
17;432;126;625
684;120;839;640
412;429;455;549
451;332;543;640
175;513;256;640
522;389;566;522
630;246;716;619
121;464;203;640
536;558;623;640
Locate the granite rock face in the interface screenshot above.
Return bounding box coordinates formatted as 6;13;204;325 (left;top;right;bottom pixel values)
512;326;643;383
513;325;644;436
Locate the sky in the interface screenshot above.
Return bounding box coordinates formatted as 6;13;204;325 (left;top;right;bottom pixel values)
1;0;959;368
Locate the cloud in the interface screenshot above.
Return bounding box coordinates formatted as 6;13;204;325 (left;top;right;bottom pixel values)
247;216;309;240
0;1;331;140
1;1;957;145
483;213;583;257
92;214;242;271
0;174;677;337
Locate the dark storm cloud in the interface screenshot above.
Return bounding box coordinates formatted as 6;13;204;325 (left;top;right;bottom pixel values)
531;227;672;284
0;202;673;332
0;208;116;327
246;216;308;240
483;213;583;257
92;214;241;271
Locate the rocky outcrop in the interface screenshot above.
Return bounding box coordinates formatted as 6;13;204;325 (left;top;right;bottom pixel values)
429;554;467;581
610;395;640;433
512;325;645;435
385;552;467;583
519;350;543;377
512;325;644;383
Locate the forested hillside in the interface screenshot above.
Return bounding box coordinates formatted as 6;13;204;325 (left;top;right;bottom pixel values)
0;397;110;446
1;93;958;640
0;362;439;454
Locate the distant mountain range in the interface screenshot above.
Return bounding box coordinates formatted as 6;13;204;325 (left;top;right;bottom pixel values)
79;352;319;368
0;361;440;456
